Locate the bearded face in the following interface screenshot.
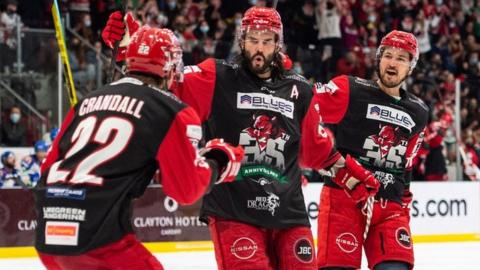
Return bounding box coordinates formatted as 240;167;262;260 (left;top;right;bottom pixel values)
242;30;277;75
378;47;411;88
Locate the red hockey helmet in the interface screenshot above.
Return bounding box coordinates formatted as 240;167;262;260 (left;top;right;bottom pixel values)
376;30;419;70
239;6;283;48
126;26;180;78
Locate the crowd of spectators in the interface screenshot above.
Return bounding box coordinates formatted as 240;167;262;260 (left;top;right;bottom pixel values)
0;0;479;182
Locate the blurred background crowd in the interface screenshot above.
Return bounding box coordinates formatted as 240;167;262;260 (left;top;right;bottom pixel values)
0;0;479;187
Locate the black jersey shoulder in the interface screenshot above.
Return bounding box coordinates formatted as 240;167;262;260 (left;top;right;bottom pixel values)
404;91;429;113
283;70;311;86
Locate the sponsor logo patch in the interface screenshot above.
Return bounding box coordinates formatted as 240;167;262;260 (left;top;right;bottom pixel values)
45;221;79;246
236;165;288;184
396;227;412;249
314;80;339;94
46;187;86;200
336;232;359;253
366;104;415;131
230;237;258;260
247;192;280;216
237;93;294;119
186;125;202;147
294;238;314;263
43;207;86;221
373;171;396;189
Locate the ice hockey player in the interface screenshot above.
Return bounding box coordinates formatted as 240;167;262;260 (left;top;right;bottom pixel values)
315;30;428;270
34;25;243;270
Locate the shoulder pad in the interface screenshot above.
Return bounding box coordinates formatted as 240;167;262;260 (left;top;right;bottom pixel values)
284;71;310;85
407;93;429;112
219;59;239;70
353;76;378;88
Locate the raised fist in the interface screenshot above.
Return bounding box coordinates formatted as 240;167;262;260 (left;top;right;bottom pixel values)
101;11;140;61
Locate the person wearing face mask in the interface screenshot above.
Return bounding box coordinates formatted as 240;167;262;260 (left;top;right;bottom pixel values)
192;20;210;37
1;105;27;146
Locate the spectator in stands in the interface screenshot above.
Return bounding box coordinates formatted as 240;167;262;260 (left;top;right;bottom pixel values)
462;129;480;180
0;150;22;188
73;12;96;44
0;0;22;72
1;105;27;146
68;36;95;96
68;0;90;26
315;0;342;79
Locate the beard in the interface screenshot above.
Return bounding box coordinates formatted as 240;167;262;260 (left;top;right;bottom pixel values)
243;50;274;75
379;67;408;88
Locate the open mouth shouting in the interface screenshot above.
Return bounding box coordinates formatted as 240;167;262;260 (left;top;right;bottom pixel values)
252;54;265;68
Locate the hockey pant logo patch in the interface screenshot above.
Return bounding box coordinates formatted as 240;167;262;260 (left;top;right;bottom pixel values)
396;227;412;249
294;238;314;263
230;237;258;260
335;232;359;253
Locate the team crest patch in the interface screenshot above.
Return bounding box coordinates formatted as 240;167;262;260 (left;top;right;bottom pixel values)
396;227;412;249
230;237;258;260
294;238;314;263
336;232;359;253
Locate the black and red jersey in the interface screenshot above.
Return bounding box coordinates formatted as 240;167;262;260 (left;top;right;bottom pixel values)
178;58;338;228
35;77;212;255
315;75;429;203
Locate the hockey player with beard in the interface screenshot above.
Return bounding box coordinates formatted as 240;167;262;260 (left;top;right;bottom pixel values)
34;26;244;270
102;6;380;269
314;30;429;270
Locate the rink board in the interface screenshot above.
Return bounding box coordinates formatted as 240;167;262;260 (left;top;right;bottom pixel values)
0;182;479;258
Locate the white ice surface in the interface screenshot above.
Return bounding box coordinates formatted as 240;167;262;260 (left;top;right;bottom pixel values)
0;242;479;269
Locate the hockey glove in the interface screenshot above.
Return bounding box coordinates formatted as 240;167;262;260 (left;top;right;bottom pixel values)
332;155;380;206
199;139;244;184
101;11;140;62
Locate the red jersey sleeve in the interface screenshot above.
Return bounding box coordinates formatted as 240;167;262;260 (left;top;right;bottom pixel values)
299;93;341;170
405;129;426;171
41;108;76;174
175;58;217;122
156;106;212;205
314;75;350;124
404;129;426;186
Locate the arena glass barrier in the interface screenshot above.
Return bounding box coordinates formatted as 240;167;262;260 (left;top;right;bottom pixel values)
0;183;479;258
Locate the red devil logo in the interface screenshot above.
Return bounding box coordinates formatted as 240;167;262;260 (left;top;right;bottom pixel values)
371;125;402;159
245;115;284;152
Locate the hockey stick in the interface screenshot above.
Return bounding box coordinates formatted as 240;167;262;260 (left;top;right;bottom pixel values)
51;0;78;107
108;0;128;83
